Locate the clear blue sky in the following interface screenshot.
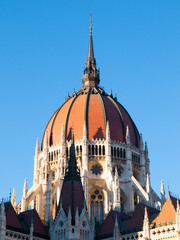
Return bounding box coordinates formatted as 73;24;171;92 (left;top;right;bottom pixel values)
0;0;180;203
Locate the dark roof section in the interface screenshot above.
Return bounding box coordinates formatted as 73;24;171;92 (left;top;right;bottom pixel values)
125;204;159;233
4;202;25;233
170;195;178;210
57;140;85;225
96;210;131;239
18;209;49;239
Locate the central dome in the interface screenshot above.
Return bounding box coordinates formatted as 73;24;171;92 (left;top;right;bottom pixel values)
41;24;140;149
42;87;139;149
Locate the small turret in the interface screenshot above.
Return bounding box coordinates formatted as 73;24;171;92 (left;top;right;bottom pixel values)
23;178;28;197
12;188;16;209
106;121;110;142
176;200;180;235
140;133;144;152
113;215;120;240
75;207;79;226
145;142;148;158
83;121;87;140
146;173;150;194
143;207;150;240
160;180;166;204
44;131;48;150
113;167;121;212
126;125;130;145
35;138;39;156
34;138;40;185
61;124;65;143
45;173;52;226
21;178;28;212
0;199;6;239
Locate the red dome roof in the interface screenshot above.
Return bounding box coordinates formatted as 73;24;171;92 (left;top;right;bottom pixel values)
42;87;140;149
42;27;140;149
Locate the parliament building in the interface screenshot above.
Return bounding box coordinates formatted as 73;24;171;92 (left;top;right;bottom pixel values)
0;22;179;240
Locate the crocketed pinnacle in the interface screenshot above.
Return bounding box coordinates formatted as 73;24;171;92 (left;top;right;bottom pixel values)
82;15;100;87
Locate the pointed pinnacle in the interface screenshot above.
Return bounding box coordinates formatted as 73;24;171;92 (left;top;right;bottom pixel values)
146;173;150;193
12;188;16;206
126;125;130;144
115;215;118;227
35;138;39;156
83;121;87;139
1;198;5;216
106;121;110;140
61;124;65;143
144;207;148;220
75;206;79;219
161;180;165;195
23;178;28;197
44;131;48;149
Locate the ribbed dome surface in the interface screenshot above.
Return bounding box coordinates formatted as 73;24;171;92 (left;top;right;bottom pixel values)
42;86;140;149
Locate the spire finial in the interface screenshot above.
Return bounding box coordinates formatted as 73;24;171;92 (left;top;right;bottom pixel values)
82;16;100;87
90;13;92;34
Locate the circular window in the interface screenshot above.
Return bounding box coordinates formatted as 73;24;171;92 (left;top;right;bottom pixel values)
98;195;103;200
94;190;99;195
91;164;103;175
91;195;96;200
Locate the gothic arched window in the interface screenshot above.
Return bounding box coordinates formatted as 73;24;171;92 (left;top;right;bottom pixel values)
99;146;101;155
102;145;105;155
95;145;98;155
88;145;91;155
114;147;116;157
92;145;94;155
111;146;113;156
90;189;104;224
117;148;119;158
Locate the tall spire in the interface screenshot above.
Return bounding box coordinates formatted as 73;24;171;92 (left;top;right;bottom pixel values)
82;15;100;87
88;14;94;62
64;137;80;182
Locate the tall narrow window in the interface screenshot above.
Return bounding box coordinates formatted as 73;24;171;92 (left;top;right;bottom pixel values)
91;201;94;220
99;146;101;155
120;148;122;158
100;201;103;223
80;145;82;155
95;201;98;222
114;147;116;157
90;189;104;223
88;145;91;155
102;146;105;155
95;146;98;155
123;149;126;159
92;145;94;155
76;146;79;156
117;148;119;158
